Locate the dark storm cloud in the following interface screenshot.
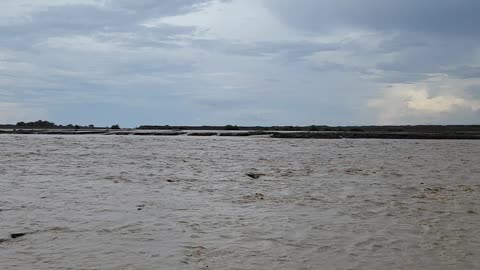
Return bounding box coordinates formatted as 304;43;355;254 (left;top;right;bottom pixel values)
257;1;479;88
0;0;207;114
0;1;202;50
265;0;480;82
373;36;478;82
267;0;480;37
1;0;479;125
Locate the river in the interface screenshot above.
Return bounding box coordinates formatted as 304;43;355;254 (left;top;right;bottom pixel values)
1;135;479;269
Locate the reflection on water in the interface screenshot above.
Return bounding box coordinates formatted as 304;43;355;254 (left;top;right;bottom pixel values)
0;135;479;269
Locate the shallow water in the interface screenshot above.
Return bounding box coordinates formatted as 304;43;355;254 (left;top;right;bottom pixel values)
0;135;479;270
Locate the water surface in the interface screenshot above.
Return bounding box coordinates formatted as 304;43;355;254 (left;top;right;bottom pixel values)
1;135;479;269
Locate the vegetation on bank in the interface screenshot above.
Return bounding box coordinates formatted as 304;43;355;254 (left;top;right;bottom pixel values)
0;120;120;130
2;120;480;135
137;124;480;134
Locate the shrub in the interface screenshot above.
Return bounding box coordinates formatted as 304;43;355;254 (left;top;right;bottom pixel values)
224;124;239;130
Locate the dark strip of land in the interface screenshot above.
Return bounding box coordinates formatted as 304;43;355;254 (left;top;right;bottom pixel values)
1;129;480;139
2;121;480;139
270;132;480;140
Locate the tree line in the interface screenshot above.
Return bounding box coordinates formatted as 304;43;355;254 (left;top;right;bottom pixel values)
2;120;121;129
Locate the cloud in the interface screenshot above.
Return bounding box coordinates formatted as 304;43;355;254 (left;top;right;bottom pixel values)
0;102;48;123
147;0;299;42
266;1;480;84
0;0;102;24
0;0;479;126
266;0;480;37
405;90;478;113
446;66;480;79
368;84;480;124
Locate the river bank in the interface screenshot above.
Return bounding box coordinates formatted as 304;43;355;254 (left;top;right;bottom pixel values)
1;129;480;139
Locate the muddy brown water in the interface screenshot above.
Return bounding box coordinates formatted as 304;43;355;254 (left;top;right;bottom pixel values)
0;135;479;269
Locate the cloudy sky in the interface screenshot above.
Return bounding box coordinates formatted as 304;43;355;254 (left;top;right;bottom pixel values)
1;0;479;127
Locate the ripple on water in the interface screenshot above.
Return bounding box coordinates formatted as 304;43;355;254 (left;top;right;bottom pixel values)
0;136;479;269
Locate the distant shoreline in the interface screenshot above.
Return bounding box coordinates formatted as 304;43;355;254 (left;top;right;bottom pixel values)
1;129;480;140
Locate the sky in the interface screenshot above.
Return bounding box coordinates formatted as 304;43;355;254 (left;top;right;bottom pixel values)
0;0;479;127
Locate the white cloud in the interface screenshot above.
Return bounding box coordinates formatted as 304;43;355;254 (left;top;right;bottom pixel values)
368;83;480;124
144;0;302;42
406;90;477;113
42;35;122;52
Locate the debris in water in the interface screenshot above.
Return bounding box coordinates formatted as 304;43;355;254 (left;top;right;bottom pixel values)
255;193;265;200
10;233;26;239
461;186;475;192
424;187;444;193
246;173;265;179
239;192;266;203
